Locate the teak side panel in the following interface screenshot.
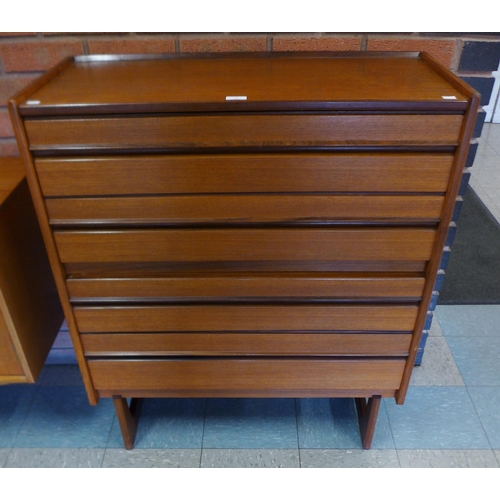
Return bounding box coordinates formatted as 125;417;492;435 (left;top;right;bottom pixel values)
74;305;418;333
66;274;426;301
8;79;99;403
87;358;406;392
46;194;445;226
54;228;437;263
25;114;463;151
36;154;455;196
81;332;412;357
395;80;481;404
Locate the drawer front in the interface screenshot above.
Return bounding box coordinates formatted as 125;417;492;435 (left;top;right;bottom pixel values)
87;358;406;392
36;153;454;197
46;194;445;226
67;274;426;302
81;332;412;357
54;228;437;264
25;114;463;151
74;305;418;333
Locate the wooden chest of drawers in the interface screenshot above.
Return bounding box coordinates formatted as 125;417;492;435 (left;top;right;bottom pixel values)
9;52;479;449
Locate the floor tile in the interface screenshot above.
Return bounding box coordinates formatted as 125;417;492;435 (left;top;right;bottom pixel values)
446;337;500;386
52;326;71;348
296;398;394;449
0;449;9;467
469;387;500;448
201;449;299;468
435;305;500;337
472;165;500;191
410;337;464;386
477;179;500;208
429;318;444;337
44;329;78;364
4;448;104;468
470;141;500;172
300;449;400;468
468;178;500;221
203;398;297;449
13;386;115;448
44;348;78;365
0;385;39;447
39;365;84;386
397;449;499;468
385;387;490;449
485;203;500;223
101;449;201;468
107;398;206;449
480;123;500;146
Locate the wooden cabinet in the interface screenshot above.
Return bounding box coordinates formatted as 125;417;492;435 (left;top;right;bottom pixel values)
8;52;479;449
0;157;64;384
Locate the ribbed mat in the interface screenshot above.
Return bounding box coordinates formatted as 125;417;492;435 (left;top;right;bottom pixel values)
439;186;500;304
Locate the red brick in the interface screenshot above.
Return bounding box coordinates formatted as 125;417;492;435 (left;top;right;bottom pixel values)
0;139;20;157
0;75;38;106
43;32;118;35
273;36;361;52
0;40;83;72
180;36;266;53
366;37;456;68
0;110;14;138
0;33;37;37
88;38;176;55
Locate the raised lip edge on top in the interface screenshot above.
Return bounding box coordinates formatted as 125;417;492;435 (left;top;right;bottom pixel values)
13;51;476;116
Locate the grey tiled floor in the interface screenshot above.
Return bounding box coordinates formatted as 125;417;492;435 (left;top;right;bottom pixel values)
1;124;500;468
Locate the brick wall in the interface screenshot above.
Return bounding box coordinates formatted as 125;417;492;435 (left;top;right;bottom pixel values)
1;32;499;157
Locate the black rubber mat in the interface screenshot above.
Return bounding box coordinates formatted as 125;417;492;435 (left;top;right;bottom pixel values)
439;186;500;304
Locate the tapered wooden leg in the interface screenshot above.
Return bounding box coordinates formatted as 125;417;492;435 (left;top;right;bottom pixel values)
112;396;143;450
355;395;382;450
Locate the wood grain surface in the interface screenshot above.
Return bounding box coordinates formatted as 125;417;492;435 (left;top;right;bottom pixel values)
74;304;418;333
54;228;437;263
36;154;454;196
66;273;425;301
46;194;445;226
25;114;463;151
0;159;64;383
88;357;406;392
19;54;468;114
81;332;412;357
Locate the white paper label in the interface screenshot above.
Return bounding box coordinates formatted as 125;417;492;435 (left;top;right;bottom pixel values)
26;100;41;105
225;96;247;101
442;96;457;99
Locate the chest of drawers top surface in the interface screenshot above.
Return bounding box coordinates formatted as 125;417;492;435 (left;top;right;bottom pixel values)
18;52;469;115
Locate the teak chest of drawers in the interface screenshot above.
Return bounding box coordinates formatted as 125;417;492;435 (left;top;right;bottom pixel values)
9;52;479;449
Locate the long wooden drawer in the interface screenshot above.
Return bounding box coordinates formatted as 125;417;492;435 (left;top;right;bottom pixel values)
25;114;462;151
67;273;425;302
54;228;437;264
87;358;406;393
35;154;454;197
46;194;445;226
81;332;412;357
74;304;418;333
